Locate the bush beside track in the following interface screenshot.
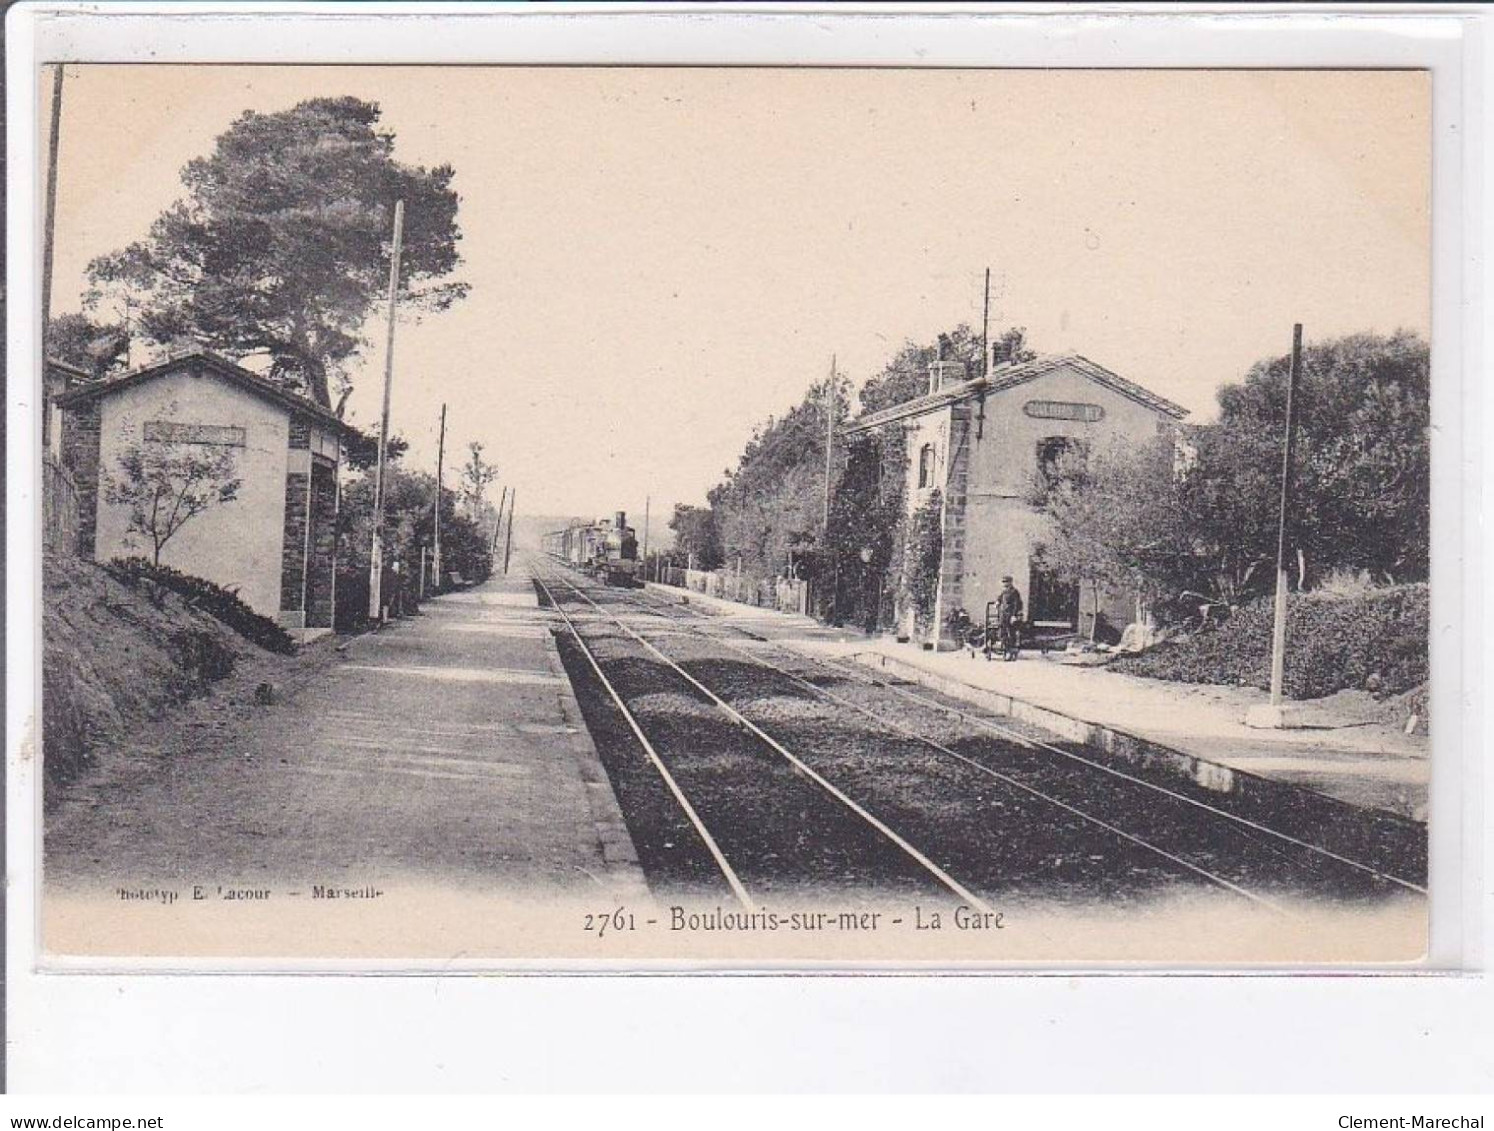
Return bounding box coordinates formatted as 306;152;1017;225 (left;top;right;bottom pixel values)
1113;584;1428;702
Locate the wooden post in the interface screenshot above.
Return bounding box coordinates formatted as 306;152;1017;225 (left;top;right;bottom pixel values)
433;403;447;589
1268;324;1304;706
368;200;405;621
418;544;427;600
643;494;651;583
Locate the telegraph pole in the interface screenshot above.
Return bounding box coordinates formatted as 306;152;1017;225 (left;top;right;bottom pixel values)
642;495;652;583
1248;323;1304;728
822;355;837;533
41;65;64;359
823;354;840;625
433;403;447;589
982;267;992;376
368;199;405;621
502;488;516;575
491;485;509;558
1269;324;1303;704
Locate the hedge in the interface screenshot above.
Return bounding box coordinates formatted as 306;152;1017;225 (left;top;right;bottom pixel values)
1113;584;1428;700
106;557;297;655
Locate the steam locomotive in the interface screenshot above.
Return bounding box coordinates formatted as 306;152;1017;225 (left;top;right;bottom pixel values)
543;511;642;587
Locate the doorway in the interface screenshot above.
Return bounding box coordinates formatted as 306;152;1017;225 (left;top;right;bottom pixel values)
1027;551;1079;630
305;458;338;629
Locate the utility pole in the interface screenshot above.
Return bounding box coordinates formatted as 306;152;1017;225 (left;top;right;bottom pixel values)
491;485;509;559
433;403;447;589
823;354;840;626
502;488;516;575
41;65;64;361
368;199;405;622
1247;323;1304;729
982;266;992;376
822;355;837;533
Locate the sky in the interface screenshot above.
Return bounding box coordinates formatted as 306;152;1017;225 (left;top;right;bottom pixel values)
47;66;1430;538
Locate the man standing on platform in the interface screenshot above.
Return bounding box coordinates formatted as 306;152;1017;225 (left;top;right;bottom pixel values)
995;575;1024;661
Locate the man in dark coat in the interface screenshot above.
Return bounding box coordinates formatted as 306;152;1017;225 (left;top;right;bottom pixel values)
994;575;1023;660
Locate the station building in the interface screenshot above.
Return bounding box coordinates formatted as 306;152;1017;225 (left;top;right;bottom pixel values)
54;347;355;637
843;351;1188;648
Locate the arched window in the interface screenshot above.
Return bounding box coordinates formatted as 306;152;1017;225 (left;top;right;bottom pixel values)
918;443;937;489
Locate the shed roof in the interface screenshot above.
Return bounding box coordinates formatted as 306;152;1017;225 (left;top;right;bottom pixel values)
54;347;357;437
45;356;94;383
843;353;1189;435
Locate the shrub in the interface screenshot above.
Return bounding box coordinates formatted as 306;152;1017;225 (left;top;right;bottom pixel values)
1113;584;1428;700
106;557;297;654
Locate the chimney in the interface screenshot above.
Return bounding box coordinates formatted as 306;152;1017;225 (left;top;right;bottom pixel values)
927;359;969;394
614;510;628;531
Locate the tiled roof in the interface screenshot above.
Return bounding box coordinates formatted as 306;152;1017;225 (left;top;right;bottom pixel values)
843;353;1189;434
54;346;356;436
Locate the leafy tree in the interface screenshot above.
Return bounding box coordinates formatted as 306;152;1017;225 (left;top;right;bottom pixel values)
104;439;242;566
825;433;905;627
1209;330;1429;585
667;503;723;570
434;508;494;584
46;312;130;377
342;428;409;472
86;96;467;408
1030;438;1193;634
338;466;491;586
859;323;1033;414
1171;423;1281;607
339;465;431;577
1031;330;1431;623
461;441;499;521
707;377;847;580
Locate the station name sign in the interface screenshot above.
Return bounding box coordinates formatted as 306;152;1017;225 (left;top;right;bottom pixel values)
1022;400;1104;423
144;421;247;447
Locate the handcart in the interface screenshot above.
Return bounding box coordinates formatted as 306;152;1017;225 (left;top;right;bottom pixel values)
984;600;1022;662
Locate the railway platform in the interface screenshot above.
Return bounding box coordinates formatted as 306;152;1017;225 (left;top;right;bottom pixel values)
49;569;650;906
643;582;1429;825
409;570;649;895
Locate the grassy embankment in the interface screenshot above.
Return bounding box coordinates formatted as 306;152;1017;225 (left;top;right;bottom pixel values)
42;551;298;799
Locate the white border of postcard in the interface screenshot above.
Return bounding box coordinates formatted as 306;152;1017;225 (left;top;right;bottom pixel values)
5;1;1489;1094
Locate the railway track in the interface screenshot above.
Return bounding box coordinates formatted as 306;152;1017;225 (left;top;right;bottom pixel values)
533;558;1424;915
535;565;962;908
616;580;1428;897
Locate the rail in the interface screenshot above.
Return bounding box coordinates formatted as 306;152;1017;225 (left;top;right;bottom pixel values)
617;583;1427;901
532;568;753;908
536;557;996;914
